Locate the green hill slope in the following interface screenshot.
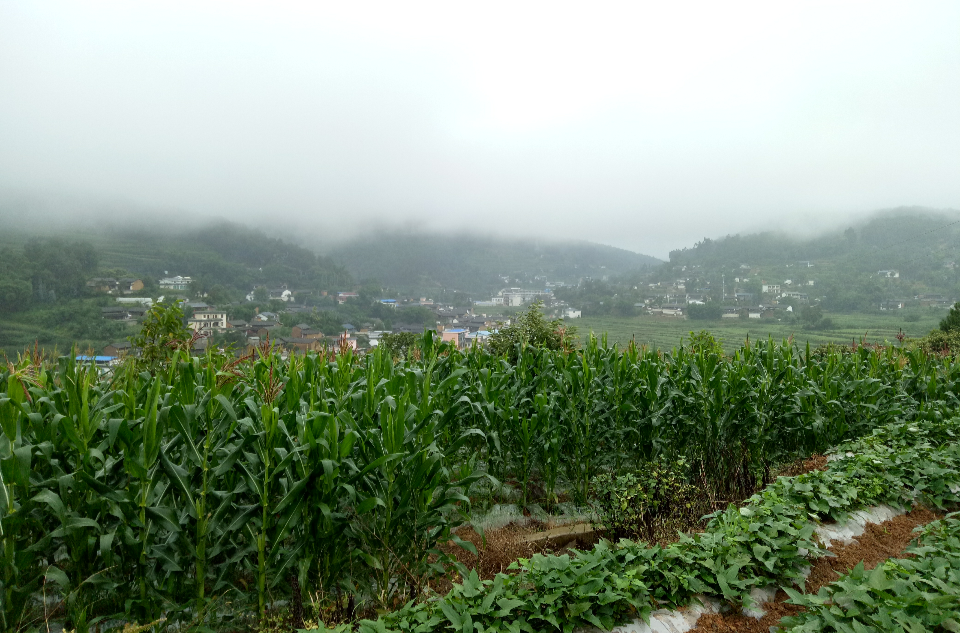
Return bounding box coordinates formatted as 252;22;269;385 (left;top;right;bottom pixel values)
323;231;663;294
655;207;960;311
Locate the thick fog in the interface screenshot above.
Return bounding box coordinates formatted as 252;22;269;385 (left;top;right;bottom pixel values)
1;1;959;258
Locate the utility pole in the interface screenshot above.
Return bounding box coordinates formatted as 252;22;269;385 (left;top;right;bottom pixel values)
721;274;725;302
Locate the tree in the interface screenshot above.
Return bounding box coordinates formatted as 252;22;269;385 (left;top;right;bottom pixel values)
800;304;833;330
0;279;32;313
130;300;192;372
687;303;721;321
253;286;269;302
211;329;248;351
488;300;577;361
378;332;420;360
685;330;724;355
939;302;960;332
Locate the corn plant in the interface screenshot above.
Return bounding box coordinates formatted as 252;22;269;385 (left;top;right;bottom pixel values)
3;330;960;629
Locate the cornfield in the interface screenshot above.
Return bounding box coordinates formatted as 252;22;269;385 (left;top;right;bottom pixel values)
1;333;955;629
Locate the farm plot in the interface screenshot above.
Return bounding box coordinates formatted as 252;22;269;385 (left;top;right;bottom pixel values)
778;512;960;632
339;412;960;633
2;334;960;630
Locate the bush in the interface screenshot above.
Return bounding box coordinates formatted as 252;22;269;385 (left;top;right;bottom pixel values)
939;301;960;332
129;300;193;372
488;300;577;361
687;303;721;321
591;457;703;542
913;328;960;355
378;331;420;360
684;330;724;356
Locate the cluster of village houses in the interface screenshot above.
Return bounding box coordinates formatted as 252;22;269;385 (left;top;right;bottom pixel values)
642;265;955;318
93;277;575;360
88;269;954;361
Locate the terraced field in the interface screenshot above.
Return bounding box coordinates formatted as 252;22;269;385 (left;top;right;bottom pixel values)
578;311;945;353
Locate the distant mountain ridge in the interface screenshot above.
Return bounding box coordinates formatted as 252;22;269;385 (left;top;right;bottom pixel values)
662;207;960;272
653;206;960;312
322;231;663;294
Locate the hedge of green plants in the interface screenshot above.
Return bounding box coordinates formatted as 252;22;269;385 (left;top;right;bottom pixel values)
318;411;960;633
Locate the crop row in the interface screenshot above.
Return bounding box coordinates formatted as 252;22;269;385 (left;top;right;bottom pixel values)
341;410;960;633
778;512;960;631
1;334;959;630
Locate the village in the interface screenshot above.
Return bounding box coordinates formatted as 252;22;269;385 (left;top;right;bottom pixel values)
82;262;956;364
88;275;568;361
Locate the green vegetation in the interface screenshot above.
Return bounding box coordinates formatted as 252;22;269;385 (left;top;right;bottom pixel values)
940;301;960;332
337;412;960;633
0;300;134;356
0;223;388;357
576;310;944;353
4;329;960;630
129;301;194;372
0;222;350;305
591;456;701;542
324;231;661;295
781;513;960;632
487;300;577;361
377;331;420;360
657;208;960;311
7;209;960;630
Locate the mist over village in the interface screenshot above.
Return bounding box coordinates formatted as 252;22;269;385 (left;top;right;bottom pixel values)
2;3;960;632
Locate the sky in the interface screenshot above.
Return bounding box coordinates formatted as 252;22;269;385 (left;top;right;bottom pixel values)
1;1;959;258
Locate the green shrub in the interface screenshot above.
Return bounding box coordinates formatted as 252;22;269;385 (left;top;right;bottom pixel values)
912;328;960;354
488;300;577;361
687;303;722;321
684;330;724;356
939;301;960;331
591;457;703;542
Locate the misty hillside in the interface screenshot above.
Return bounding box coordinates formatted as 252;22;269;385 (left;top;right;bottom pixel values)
654;207;960;311
0;220;351;298
323;232;663;294
663;207;960;273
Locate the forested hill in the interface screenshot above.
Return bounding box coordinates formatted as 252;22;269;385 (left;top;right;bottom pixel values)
0;220;351;306
655;207;960;311
323;231;663;293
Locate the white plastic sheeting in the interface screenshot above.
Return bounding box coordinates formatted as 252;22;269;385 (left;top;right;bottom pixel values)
580;503;910;633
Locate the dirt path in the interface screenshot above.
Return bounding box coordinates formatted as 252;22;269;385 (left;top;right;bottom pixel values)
689;505;942;633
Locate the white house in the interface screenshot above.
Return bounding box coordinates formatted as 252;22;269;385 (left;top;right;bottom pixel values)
117;297;153;307
878;270;900;278
563;308;582;319
188;309;228;334
761;284;780;294
159;276;192;290
498;288;549;307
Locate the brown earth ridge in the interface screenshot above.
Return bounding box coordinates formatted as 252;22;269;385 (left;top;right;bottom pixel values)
690;505;942;633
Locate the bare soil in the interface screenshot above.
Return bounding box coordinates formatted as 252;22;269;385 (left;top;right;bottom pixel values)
689;505;941;633
431;520;601;594
776;454;828;478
